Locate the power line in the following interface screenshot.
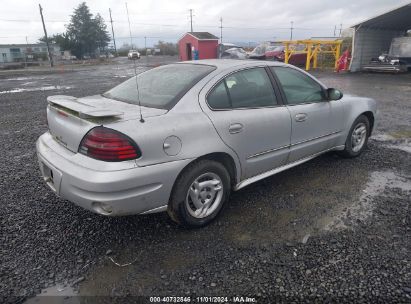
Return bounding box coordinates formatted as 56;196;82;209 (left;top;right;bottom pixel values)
0;36;31;38
290;21;294;40
116;35;174;39
0;18;334;32
0;18;66;22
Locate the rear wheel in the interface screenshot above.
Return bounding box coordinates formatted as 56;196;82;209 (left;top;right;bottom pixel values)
168;160;230;228
338;115;370;158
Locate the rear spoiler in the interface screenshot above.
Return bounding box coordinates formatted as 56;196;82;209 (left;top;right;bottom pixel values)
47;95;124;118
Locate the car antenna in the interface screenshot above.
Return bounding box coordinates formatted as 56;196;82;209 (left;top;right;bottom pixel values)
125;2;144;123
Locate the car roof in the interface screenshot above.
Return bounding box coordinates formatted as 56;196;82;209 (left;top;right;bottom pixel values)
174;60;328;89
177;59;287;70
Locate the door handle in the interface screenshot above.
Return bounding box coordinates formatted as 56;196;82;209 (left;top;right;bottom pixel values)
229;123;244;134
295;113;307;122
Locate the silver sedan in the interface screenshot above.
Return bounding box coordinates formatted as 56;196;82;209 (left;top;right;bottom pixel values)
36;60;377;227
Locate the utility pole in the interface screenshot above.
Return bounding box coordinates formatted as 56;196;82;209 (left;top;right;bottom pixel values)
38;4;53;67
189;9;193;32
144;36;148;61
25;36;29;68
334;25;337;37
109;8;117;55
339;23;343;37
290;21;294;41
219;17;223;43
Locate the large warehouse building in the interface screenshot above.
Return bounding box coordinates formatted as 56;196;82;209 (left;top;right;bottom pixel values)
350;3;411;72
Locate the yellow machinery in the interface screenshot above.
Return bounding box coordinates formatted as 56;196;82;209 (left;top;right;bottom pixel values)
282;39;342;71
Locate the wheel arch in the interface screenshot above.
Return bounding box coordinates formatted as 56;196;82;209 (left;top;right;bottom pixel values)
171;152;239;196
361;111;375;136
167;152;239;224
197;152;238;187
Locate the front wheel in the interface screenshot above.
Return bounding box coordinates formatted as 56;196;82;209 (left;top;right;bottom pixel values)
338;115;370;158
168;160;231;228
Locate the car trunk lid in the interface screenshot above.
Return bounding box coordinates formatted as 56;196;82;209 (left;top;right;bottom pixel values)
47;95;167;153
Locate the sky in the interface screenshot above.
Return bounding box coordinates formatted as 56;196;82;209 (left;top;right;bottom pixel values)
0;0;410;47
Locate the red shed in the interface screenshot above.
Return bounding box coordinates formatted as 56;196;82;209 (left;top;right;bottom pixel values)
178;32;219;61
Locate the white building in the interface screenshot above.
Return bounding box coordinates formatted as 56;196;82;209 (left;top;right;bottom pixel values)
0;43;61;63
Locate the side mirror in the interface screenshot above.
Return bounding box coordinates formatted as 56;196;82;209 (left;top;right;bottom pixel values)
327;88;343;101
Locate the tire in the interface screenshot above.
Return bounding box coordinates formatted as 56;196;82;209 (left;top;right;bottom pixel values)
338;115;370;158
167;160;231;228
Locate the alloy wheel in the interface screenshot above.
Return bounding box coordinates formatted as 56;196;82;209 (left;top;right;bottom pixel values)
185;172;223;219
351;122;367;152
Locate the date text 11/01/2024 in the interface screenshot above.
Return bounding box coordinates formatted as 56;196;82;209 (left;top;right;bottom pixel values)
149;296;257;303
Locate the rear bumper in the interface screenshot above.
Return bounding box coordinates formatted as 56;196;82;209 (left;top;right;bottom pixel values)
36;132;192;216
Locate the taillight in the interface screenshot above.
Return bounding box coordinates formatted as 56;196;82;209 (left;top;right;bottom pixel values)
78;127;141;162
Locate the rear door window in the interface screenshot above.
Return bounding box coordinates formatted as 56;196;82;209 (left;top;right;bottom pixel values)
227;68;277;108
207;81;231;109
207;68;278;109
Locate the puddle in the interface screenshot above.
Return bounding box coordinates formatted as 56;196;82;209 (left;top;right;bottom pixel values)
24;285;79;304
386;144;411;154
80;246;195;296
4;76;46;81
21;81;37;86
372;132;411;154
224;163;369;244
372;133;397;141
325;171;411;230
0;85;72;94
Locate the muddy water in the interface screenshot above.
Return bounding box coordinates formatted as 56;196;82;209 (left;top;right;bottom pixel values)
373;131;411;154
326;170;411;230
0;85;72;94
24;285;79;304
80;248;196;296
224;163;369;244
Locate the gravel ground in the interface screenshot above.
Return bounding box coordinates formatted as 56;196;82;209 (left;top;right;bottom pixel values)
0;60;410;303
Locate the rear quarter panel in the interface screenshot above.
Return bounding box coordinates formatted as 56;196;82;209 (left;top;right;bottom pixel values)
105;86;242;183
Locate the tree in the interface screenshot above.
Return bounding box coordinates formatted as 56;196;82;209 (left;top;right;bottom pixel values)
53;33;74;51
39;33;73;51
119;43;131;50
38;36;54;44
94;13;111;52
66;2;111;58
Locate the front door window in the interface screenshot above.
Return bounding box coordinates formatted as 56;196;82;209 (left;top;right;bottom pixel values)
272;67;324;104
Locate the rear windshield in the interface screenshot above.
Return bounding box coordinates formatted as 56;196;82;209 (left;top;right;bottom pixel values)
103;64;215;109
